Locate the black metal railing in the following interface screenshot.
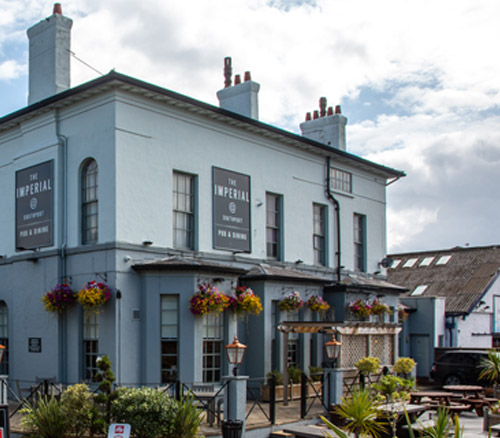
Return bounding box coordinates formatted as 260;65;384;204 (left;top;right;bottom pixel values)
246;376;275;425
300;371;328;418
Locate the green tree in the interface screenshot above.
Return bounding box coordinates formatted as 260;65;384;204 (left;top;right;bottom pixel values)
92;355;116;435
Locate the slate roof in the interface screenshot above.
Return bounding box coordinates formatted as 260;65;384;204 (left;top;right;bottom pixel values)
387;245;500;315
0;71;404;180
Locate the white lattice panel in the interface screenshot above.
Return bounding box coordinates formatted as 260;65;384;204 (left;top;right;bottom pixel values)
341;335;368;368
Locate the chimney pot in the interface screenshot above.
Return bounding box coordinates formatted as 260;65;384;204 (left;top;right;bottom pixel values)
327;106;333;116
305;112;312;121
313;110;319;119
244;71;251;82
234;74;241;85
335;105;342;114
319;97;327;117
224;57;232;88
53;3;62;14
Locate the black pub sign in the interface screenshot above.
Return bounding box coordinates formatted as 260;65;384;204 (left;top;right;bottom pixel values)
213;167;251;252
16;160;54;250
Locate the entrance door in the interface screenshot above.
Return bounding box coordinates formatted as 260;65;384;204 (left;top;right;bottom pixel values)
410;335;430;377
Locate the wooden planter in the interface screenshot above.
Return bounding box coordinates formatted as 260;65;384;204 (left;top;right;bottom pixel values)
484;412;500;431
260;381;322;402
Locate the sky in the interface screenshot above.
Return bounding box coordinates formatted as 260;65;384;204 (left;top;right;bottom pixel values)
1;0;499;254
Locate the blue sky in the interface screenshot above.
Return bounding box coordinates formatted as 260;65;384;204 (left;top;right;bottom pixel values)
1;0;500;254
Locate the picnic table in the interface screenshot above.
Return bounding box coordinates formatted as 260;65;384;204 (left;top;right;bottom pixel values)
410;391;456;405
442;385;496;416
409;391;471;415
375;402;428;436
443;385;484;397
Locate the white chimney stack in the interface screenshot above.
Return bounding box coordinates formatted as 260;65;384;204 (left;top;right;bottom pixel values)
217;57;260;120
300;99;347;150
27;3;72;105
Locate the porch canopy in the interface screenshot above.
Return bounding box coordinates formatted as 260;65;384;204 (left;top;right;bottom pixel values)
277;320;401;335
277;321;401;405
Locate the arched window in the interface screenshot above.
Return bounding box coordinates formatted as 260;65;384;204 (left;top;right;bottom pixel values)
0;302;8;375
82;159;98;244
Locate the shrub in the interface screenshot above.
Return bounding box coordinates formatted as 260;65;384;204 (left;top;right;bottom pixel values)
266;369;284;386
111;387;177;438
393;357;416;375
309;365;323;382
288;366;302;384
60;384;94;438
169;394;204;438
21;396;71;438
355;356;381;375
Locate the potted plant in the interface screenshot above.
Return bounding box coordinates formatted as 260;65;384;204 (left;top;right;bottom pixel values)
393;357;416;379
42;283;77;313
261;367;317;402
348;299;371;319
189;283;229;316
77;281;111;313
398;305;409;323
355;356;381;388
278;291;303;312
370;299;391;321
306;295;330;313
227;286;262;316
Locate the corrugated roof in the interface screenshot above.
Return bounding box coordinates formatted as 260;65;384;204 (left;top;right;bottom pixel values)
387;245;500;314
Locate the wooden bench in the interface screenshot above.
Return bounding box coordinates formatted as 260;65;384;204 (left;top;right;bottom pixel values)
282;424;330;438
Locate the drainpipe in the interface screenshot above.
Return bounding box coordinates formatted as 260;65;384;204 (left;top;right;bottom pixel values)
326;157;341;283
56;110;68;383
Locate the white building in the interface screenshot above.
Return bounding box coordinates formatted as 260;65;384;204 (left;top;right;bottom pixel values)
0;5;404;387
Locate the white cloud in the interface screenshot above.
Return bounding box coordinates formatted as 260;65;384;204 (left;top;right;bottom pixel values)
1;0;500;253
0;59;24;79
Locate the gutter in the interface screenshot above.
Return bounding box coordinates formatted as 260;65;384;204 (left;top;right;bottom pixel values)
326;157;341;283
56;110;68;383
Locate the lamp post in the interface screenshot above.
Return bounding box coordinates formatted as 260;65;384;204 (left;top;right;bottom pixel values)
223;336;247;438
324;336;342;368
323;335;343;407
225;336;247;376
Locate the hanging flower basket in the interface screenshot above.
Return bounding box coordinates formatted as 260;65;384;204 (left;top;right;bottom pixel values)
348;298;371;318
228;286;263;316
42;283;77;313
189;283;230;316
77;281;111;313
278;291;303;312
370;299;391;315
398;305;409;322
306;295;330;313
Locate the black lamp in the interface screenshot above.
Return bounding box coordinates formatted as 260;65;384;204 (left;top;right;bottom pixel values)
225;336;247;376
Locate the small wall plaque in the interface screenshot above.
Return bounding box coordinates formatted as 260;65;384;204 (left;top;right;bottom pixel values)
28;337;42;353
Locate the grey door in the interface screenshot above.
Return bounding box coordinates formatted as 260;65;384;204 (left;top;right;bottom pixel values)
410;335;430;377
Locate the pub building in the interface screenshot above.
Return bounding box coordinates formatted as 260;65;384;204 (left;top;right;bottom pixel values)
0;5;405;388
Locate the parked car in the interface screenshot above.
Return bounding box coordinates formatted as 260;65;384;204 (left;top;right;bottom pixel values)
430;350;489;386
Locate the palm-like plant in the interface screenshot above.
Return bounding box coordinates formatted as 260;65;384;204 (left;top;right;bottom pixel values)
404;407;463;438
332;389;386;438
479;350;500;396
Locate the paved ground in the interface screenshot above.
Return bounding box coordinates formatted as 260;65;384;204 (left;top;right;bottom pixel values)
7;395;494;437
